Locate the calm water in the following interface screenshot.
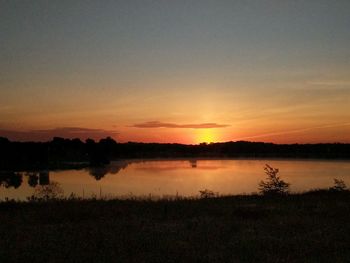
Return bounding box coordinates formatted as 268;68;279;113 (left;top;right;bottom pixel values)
1;159;350;200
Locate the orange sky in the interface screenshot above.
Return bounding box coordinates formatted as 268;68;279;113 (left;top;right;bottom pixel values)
1;1;350;144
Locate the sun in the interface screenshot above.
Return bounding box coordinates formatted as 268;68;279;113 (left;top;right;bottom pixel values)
197;129;217;144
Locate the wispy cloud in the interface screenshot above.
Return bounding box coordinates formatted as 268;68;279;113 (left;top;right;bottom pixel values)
233;123;350;141
0;127;118;142
132;121;230;129
308;81;350;87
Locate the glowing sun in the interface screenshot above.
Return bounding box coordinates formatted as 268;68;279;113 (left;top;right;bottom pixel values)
197;129;217;144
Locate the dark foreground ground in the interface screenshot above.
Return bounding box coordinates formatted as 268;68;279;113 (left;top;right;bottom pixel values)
1;192;350;263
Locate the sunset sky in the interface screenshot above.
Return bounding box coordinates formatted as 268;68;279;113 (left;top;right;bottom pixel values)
1;0;350;144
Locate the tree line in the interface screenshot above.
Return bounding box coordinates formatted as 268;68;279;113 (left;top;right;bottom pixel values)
1;136;350;170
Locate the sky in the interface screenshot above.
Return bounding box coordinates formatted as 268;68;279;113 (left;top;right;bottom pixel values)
1;0;350;144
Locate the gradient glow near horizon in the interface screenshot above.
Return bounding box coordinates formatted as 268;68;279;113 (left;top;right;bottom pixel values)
1;0;350;144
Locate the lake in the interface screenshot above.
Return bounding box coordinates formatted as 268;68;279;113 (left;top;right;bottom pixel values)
1;159;350;200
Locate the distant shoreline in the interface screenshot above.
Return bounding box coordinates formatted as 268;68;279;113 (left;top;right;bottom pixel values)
1;136;350;170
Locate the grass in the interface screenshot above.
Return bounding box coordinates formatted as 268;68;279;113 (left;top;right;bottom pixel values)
0;191;350;263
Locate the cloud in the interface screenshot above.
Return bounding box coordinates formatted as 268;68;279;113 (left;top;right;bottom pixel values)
308;81;350;86
306;80;350;90
0;127;118;142
233;123;350;141
132;121;229;129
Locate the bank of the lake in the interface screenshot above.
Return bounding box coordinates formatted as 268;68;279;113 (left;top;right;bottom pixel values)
2;159;350;200
1;191;350;263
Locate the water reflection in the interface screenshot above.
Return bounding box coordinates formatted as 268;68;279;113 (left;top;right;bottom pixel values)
0;171;23;189
24;171;50;188
39;171;50;185
1;170;51;189
189;159;197;168
89;166;109;180
0;161;129;190
88;160;130;180
1;159;350;200
27;172;39;187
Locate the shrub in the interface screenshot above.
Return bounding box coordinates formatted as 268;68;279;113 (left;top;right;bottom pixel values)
258;164;290;195
199;189;216;198
31;181;64;201
329;178;347;192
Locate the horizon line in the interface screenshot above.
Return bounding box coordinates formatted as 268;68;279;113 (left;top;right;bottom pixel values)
1;136;349;145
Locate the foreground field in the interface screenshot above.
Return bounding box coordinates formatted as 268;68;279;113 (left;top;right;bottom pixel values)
1;192;350;263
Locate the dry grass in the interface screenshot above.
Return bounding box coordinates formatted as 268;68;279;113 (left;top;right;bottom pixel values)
0;191;350;262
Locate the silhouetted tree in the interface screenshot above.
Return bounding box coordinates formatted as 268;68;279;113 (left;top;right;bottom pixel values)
199;189;216;198
258;164;290;195
329;178;347;192
32;181;64;200
85;138;110;166
1;137;350;170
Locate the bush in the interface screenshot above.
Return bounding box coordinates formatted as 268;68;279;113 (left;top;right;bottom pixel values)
258;164;290;195
30;181;64;201
329;178;347;192
199;189;216;198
